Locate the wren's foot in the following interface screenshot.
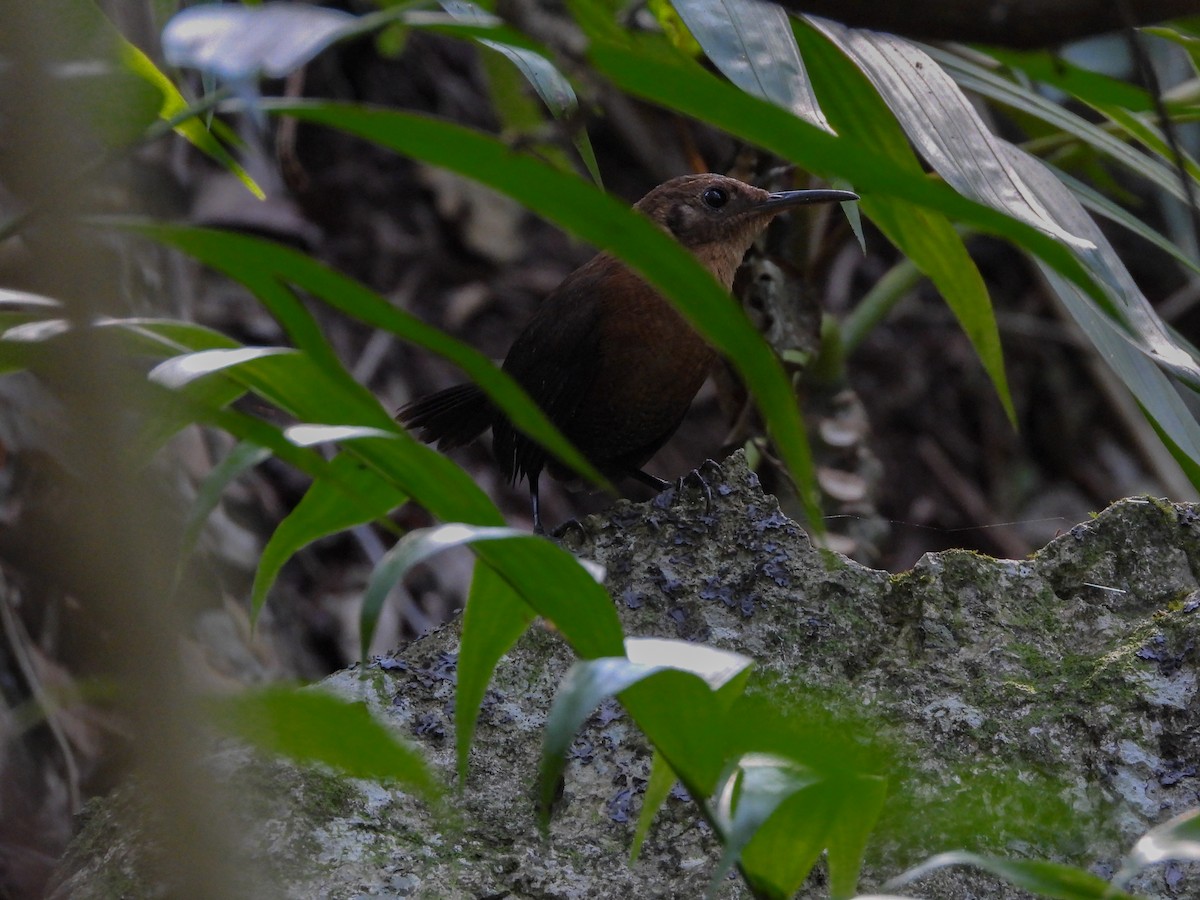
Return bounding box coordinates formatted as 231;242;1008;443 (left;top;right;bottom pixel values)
550;517;587;545
677;459;722;519
637;460;721;521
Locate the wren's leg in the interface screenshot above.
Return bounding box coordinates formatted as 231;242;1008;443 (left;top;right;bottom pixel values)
529;478;545;535
627;469;671;492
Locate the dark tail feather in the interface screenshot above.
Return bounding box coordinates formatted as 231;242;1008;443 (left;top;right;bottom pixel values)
398;383;494;450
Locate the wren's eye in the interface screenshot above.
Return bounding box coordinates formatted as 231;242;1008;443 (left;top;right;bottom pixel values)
702;186;729;209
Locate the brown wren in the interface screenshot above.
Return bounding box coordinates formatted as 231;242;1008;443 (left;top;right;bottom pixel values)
399;173;857;531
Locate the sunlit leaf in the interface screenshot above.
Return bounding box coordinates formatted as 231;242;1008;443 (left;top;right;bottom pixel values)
1116;806;1200;886
284;424;398;447
926;44;1188;204
148;347;296;389
671;0;831;132
583;38;1106;313
793;20;1013;422
359;523;530;661
442;0;577;116
162;2;358;81
539;640;753;826
807;19;1089;250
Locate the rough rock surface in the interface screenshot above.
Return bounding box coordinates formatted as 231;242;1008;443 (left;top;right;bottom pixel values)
53;453;1200;898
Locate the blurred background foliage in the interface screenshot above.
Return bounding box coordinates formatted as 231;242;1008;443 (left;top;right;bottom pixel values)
3;0;1200;896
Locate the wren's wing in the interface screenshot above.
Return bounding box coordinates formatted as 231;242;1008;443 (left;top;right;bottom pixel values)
492;258;610;486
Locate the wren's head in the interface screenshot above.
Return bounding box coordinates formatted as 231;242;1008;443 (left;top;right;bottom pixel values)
634;173;857;287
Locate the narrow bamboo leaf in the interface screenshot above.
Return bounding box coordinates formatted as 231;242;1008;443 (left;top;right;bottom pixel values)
1040;264;1200;484
805;25;1200;390
211;685;440;797
2;320;71;344
0;288;61;312
584;40;1107;314
441;0;577;116
1094;101;1200;185
825;774;888;899
867;199;1015;423
793;20;1013;422
118;42;262;198
884;851;1137;899
981;46;1155;112
925;45;1187;204
252;453;409;619
178;440;271;573
540;640;751;827
136;223;606;491
253;103;825;528
707;753;824;898
539;660;726;828
366;528;624;683
468;539;622;660
670;0;832;131
455;560;536;780
162;3;358;82
1053;166;1200;278
1003;142;1200;388
284;424;398;447
807;19;1089;251
631;749;676;862
625;637;752;691
148;346;296;388
359;523;530;661
125;229;511;527
1118;807;1200;885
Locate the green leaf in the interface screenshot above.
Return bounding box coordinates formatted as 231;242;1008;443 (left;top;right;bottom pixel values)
982;46;1155;112
456;561;536;780
802;26;1200;394
707;753;824;898
1039;264;1200;487
359;523;530;662
925;44;1190;206
1117;805;1200;886
284;424;399;447
177;440;271;577
631;749;676;861
469;538;622;659
162;4;359;82
584;38;1108;319
135;223;606;492
211;685;440;797
885;851;1138;899
825;773;887;899
793;19;1013;422
1052;165;1200;279
670;0;831;131
539;640;753;826
251;453;408;619
808;21;1088;250
119;42;263;198
441;0;578;117
148;347;297;388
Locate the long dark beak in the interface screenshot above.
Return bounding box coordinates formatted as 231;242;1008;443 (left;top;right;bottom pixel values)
759;188;859;211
